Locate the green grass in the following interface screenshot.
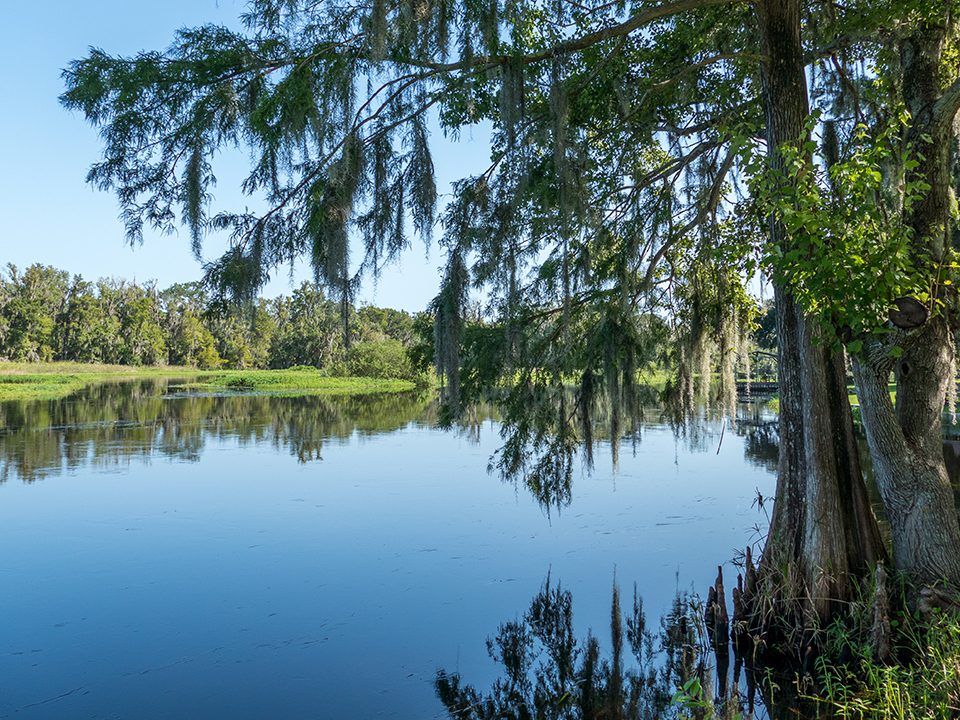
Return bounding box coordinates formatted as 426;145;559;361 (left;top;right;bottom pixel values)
0;362;200;401
182;369;416;395
638;367;671;391
0;362;415;401
810;602;960;719
760;384;898;414
846;383;898;408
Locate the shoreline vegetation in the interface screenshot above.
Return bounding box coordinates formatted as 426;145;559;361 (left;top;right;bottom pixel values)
0;264;432;388
0;362;417;401
182;370;416;395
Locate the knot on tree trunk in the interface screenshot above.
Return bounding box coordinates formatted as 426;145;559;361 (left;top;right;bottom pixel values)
888;297;929;329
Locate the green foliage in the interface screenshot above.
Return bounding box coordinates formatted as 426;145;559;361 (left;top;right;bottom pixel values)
355;305;415;344
0;363;416;402
0;363;192;401
186;369;415;395
753;301;776;351
810;596;960;718
744;113;944;345
347;338;416;380
407;310;437;375
0;264;69;362
165;306;221;369
268;282;346;369
0;263;423;379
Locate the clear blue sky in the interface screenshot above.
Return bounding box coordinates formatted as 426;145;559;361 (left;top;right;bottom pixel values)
0;1;491;312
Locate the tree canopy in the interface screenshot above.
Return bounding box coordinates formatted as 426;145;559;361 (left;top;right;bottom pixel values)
63;0;960;633
0;263;423;379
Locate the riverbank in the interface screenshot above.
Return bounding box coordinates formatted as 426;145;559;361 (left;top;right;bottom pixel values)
0;362;416;401
180;369;416;395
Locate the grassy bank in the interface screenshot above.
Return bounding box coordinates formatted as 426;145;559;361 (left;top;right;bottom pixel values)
0;362;415;401
0;362;197;401
181;369;415;395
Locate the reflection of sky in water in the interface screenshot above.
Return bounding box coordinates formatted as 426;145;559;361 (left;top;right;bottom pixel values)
0;388;775;719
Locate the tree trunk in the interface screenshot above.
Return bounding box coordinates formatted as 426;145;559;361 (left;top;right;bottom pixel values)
753;0;884;627
853;322;960;596
851;20;960;598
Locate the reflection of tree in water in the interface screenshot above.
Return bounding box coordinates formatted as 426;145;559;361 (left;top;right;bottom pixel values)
0;380;433;483
436;577;754;720
737;416;779;475
492;399;780;516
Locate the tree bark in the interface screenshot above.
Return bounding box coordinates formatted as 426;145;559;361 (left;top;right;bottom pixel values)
850;16;960;598
753;0;884;626
853;322;960;595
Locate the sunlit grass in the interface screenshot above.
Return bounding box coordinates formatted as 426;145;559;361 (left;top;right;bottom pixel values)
811;607;960;719
0;362;415;401
0;362;196;401
183;369;415;395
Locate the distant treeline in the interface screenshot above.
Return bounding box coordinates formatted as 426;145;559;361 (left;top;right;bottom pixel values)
0;263;430;379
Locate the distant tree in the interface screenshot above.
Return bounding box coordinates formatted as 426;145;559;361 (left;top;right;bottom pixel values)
166;309;221;368
161;281;218;367
407;311;436;376
0;264;69;362
91;279;126;363
347;338;415;380
99;280;167;365
269;283;346;369
356;305;415;344
56;277;105;361
160;281;207;314
246;300;277;367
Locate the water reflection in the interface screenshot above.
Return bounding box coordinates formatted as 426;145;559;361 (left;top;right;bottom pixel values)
1;382;780;497
0;379;434;483
0;381;778;719
494;400;781;515
435;576;757;719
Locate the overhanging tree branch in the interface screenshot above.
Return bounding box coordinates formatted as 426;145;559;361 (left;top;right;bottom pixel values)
398;0;743;71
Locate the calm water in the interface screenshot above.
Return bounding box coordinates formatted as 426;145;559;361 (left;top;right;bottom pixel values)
0;381;776;719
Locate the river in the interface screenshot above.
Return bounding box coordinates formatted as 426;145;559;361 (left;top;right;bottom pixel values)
0;380;777;718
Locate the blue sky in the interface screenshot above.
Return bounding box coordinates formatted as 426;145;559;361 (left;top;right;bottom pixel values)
0;1;490;311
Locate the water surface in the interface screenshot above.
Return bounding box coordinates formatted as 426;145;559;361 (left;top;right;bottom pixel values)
0;381;776;718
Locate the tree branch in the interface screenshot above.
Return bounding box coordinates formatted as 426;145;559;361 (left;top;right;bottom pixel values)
637;142;736;293
398;0;742;72
934;74;960;133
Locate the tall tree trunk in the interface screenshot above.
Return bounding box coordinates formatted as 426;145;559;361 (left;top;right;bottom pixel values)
753;0;884;627
852;20;960;598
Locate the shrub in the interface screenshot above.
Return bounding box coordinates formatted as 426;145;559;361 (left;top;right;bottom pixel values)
346;339;415;380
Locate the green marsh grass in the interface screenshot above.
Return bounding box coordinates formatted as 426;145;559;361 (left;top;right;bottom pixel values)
0;363;415;401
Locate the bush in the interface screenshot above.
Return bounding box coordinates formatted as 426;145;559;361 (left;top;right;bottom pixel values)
346;339;415;380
